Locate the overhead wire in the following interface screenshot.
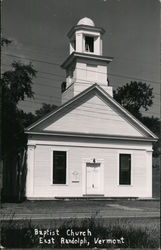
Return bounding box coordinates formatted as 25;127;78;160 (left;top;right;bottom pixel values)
2;63;160;97
3;45;160;68
3;53;61;66
2;54;160;85
2;55;160;116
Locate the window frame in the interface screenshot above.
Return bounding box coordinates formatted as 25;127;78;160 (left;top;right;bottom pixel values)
119;154;131;185
51;147;68;186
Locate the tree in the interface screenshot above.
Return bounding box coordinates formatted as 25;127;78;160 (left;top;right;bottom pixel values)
2;61;37;157
2;60;57;156
113;81;154;119
1;38;58;201
35;103;57;120
2;61;35;103
113;81;160;158
1;59;37;201
140;116;160;158
18;103;57;128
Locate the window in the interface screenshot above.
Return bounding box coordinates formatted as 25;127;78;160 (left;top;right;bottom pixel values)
53;151;66;184
71;39;76;50
61;81;66;93
119;154;131;185
73;39;76;50
85;36;94;52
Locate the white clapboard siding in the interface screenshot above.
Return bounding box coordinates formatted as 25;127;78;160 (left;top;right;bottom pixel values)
30;143;152;198
45;95;144;137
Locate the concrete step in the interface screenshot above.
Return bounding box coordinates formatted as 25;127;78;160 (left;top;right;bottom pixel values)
55;196;140;200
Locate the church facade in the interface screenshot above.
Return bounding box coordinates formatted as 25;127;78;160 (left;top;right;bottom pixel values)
25;18;157;199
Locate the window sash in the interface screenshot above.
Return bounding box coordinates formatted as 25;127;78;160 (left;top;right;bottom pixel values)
119;154;131;185
53;151;66;184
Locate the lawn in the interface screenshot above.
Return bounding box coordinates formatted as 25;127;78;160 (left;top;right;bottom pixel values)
1;216;160;249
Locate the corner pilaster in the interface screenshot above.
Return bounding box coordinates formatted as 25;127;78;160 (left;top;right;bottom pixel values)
26;145;36;198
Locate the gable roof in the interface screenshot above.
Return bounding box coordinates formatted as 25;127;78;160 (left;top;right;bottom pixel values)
25;84;158;142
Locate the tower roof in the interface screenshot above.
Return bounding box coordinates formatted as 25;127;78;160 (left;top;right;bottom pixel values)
77;17;95;27
67;17;105;38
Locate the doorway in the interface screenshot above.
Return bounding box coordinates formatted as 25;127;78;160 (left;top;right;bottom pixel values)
86;162;101;194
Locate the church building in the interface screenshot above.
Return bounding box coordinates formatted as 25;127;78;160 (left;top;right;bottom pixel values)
25;18;157;199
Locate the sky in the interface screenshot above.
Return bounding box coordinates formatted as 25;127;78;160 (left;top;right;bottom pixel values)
2;0;160;118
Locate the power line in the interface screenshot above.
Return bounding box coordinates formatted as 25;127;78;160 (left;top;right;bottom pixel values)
35;96;60;102
34;81;60;89
114;56;160;69
108;73;160;85
30;94;60;102
2;63;160;98
16;42;66;56
5;44;64;60
22;93;159;116
2;55;160;85
18;100;160;117
19;96;160;117
20;89;160;108
3;53;61;66
19;103;159;117
70;79;161;96
2;64;161;99
2;63;65;79
2;63;159;116
2;64;64;84
36;93;60;98
37;73;63;80
38;70;64;78
4;43;160;69
22;98;60;105
18;102;41;107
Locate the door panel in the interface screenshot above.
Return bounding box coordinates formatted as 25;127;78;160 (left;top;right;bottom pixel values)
86;163;101;194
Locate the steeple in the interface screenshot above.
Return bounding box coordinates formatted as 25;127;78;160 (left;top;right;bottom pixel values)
61;17;113;104
68;17;103;55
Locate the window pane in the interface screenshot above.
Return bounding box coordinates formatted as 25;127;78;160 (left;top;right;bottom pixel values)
119;154;131;185
53;151;66;184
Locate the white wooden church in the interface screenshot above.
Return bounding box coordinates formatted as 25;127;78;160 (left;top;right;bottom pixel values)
26;17;157;199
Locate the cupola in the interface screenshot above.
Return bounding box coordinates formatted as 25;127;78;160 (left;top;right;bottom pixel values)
68;17;105;56
61;17;113;104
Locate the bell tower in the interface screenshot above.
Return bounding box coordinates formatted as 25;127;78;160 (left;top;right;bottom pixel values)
61;17;113;104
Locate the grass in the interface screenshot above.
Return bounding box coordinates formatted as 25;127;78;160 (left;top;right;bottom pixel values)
1;216;160;248
1;199;160;214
